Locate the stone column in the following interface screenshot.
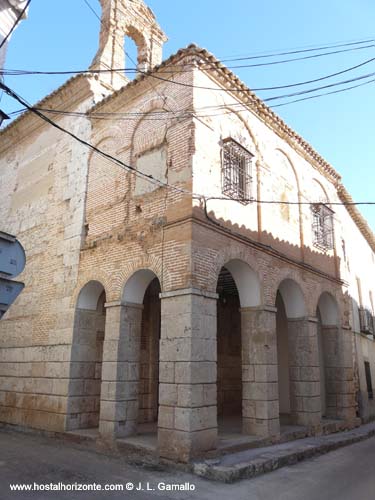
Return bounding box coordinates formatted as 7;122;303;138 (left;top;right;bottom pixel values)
99;301;143;439
158;288;218;462
322;325;356;421
241;306;280;437
287;317;321;427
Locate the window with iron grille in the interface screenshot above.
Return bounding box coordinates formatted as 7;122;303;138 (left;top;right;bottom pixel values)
221;138;253;204
311;203;334;250
365;361;373;399
359;307;375;335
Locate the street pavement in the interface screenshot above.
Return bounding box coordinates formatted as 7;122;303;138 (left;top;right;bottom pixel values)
1;429;375;499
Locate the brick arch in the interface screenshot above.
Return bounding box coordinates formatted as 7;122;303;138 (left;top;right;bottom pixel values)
86;132;122;180
137;94;181;116
91;0;166;88
269;267;308;313
109;254;167;302
277;278;307;318
311;284;346;324
70;271;112;308
316;291;340;326
124;24;149;66
207;247;264;304
130;99;179;159
89;126;124;157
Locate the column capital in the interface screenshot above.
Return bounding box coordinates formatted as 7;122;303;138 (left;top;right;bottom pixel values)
287;316;319;323
240;305;277;314
159;287;219;300
104;301;144;310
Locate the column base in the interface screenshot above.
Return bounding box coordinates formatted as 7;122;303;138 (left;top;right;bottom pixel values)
243;417;280;437
158;428;217;462
99;419;137;439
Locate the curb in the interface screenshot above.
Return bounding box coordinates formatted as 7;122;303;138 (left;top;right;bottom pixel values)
193;424;375;483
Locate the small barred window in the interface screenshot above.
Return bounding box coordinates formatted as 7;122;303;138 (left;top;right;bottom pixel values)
311;203;334;250
221;138;253;204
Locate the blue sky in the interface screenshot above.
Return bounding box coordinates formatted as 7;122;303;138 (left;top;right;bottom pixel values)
2;0;375;230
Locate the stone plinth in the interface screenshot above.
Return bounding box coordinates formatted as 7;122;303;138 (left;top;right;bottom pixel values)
288;317;321;427
99;301;143;439
321;325;356;421
241;306;280;437
158;288;218;462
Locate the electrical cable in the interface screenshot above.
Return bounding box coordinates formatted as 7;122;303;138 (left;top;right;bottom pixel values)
15;70;375;120
82;0;100;21
218;37;375;62
2;43;374;79
5;50;375;119
272;76;375;108
263;70;375;102
0;80;191;196
2;81;375;209
82;0;187;124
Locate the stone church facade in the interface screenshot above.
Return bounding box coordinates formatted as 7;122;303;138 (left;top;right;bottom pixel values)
1;0;375;462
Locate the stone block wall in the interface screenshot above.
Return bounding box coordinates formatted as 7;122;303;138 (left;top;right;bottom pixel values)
0;75;108;432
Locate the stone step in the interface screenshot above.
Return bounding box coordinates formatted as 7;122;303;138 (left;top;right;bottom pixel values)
192;422;375;483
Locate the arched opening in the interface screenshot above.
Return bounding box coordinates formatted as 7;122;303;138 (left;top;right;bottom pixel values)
216;266;242;433
124;35;138;80
316;308;326;417
122;269;161;436
317;292;340;419
276;291;290;419
67;281;106;432
276;279;307;426
216;259;261;435
123;25;149;78
138;277;161;430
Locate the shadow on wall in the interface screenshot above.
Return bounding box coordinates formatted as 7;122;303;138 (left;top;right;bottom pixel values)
194;204;339;279
194;203;375;424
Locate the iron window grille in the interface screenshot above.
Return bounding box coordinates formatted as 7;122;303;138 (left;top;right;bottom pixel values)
311;203;334;250
221;138;253;204
359;307;375;335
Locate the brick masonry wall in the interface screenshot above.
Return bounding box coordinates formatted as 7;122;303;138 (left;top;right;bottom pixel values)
0;76;109;431
0;43;373;438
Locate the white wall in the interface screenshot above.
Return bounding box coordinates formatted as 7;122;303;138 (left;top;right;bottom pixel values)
0;0;28;70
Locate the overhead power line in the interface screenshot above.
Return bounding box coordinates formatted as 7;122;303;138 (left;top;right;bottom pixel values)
272;76;375;108
2;48;375;104
6;68;375;120
218;37;375;62
2;42;375;78
0;81;190;196
82;0;100;21
2;81;375;209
